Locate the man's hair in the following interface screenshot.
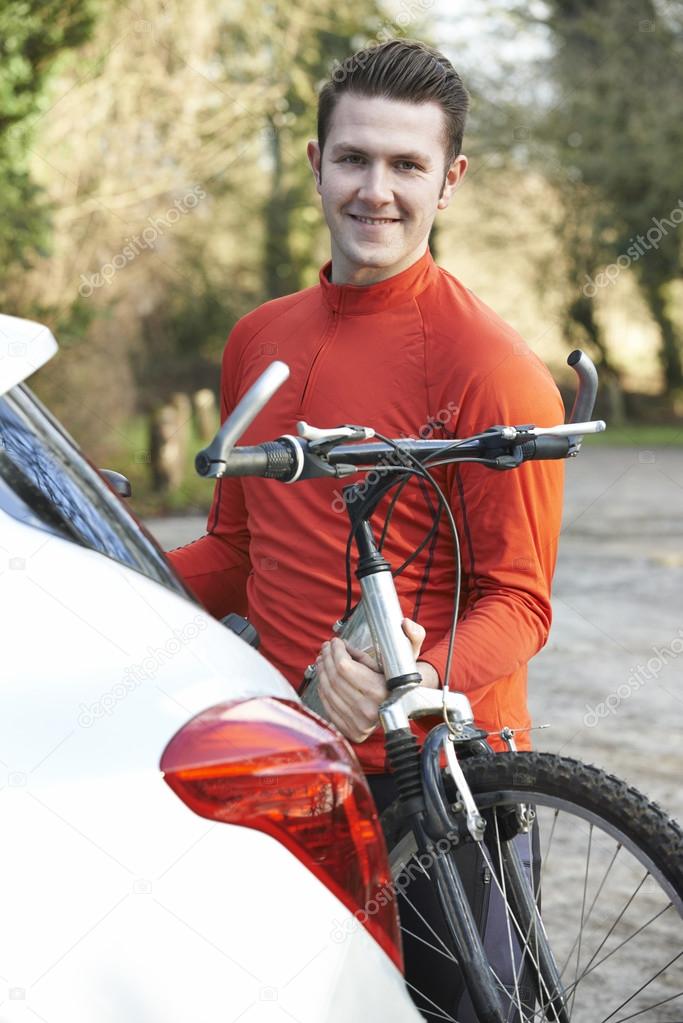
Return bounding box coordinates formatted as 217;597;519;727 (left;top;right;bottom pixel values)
317;39;470;168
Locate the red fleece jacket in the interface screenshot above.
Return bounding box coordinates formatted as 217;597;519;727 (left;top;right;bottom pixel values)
168;249;565;770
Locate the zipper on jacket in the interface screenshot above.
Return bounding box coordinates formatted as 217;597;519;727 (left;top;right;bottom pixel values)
298;309;339;412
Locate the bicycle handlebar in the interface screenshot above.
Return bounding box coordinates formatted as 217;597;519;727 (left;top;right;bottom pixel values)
195;349;605;481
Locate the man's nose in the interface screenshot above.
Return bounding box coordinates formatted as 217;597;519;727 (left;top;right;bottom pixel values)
357;163;393;204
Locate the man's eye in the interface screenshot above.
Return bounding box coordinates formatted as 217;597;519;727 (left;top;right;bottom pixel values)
397;161;419;171
342;154;364;164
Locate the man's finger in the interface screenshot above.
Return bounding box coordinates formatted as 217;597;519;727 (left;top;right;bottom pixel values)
320;645;362;720
318;662;361;736
330;638;387;702
318;675;374;742
345;642;380;672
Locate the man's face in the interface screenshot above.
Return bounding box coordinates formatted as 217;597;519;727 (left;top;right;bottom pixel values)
307;93;467;285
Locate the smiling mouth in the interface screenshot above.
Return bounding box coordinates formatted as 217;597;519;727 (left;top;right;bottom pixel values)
349;214;401;225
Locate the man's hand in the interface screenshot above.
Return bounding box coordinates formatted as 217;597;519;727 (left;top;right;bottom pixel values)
316;618;437;743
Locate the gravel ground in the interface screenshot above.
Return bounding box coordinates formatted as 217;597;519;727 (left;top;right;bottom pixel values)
148;445;683;821
530;445;683;825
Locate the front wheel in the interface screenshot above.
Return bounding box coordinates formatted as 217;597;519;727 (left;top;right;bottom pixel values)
380;751;683;1023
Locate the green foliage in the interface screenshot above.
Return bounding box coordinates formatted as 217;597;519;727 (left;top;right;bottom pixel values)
0;1;94;124
0;0;95;289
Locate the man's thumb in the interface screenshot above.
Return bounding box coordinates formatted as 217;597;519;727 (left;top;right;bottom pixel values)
402;617;426;654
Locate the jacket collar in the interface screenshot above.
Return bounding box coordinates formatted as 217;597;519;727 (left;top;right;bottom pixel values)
319;247;438;315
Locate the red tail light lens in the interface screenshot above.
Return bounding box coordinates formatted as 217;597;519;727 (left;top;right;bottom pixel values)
160;698;402;970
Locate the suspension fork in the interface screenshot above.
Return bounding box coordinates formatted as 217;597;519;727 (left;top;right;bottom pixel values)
382;720;507;1023
424;725;570;1023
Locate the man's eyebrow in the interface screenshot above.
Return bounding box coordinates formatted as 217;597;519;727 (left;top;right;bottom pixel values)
330;142;432;164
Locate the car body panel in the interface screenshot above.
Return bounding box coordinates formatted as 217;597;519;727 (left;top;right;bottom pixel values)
2;742;418;1023
0;314;57;396
1;515;420;1022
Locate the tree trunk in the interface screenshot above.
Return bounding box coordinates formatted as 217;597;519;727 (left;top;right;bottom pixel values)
642;279;683;393
263;118;301;299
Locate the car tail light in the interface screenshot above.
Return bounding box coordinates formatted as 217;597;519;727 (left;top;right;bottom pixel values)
160;698;402;970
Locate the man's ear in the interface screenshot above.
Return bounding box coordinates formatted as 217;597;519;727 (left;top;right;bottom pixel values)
307;139;322;193
437;154;468;210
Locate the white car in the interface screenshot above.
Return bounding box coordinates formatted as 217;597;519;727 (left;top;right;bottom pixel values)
0;315;422;1023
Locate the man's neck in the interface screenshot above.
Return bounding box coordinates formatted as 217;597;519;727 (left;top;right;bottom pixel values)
330;240;429;286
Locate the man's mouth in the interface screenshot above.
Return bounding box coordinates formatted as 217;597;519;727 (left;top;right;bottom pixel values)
349;214;401;225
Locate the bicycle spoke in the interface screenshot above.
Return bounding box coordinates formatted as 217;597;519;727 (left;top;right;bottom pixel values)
560;869;649;990
599;950;683;1023
418;1010;461;1022
483;819;677;1023
610;989;683;1023
404;979;459;1022
533;903;677;1021
507;890;565;1022
567;822;592;1019
492;811;524;1021
401;851;518;1016
537;808;560;900
527;824;544;1022
400;925;459;962
557;842;622;978
476;831;565;1020
397;880;459;962
516;901;679;1023
386;754;683;1023
509;826;546;1023
571;902;674;987
507;889;567;1023
399;848;525;1021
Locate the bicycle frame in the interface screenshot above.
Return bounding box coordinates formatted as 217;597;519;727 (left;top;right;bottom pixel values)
194;348;606;1022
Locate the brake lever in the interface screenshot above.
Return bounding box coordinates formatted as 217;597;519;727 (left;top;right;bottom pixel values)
296;421;375;454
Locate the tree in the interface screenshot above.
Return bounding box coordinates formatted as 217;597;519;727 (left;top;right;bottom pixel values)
4;0;424;453
519;0;683;392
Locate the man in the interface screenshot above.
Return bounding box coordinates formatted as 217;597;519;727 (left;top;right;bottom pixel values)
168;38;563;1017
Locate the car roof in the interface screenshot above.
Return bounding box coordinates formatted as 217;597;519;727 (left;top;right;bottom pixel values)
0;313;58;396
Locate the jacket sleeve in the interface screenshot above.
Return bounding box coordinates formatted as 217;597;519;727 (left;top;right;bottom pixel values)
166;328;251;619
419;353;565;696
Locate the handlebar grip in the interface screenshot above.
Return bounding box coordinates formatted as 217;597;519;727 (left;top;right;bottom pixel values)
261;440;297;479
520;435;570;461
195;439;298;479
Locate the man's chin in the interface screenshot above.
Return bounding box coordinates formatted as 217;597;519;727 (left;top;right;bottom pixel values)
344;243;401;268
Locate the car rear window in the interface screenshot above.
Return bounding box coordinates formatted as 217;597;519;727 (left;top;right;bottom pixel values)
0;385;189;597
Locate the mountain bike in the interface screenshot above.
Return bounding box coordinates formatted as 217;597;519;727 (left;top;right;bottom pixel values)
195;352;683;1023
